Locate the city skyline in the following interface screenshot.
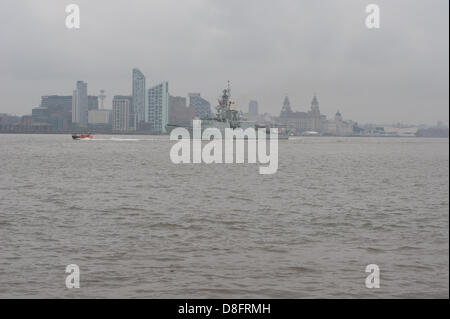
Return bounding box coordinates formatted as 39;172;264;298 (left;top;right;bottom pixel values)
2;76;448;129
1;70;448;127
0;0;448;125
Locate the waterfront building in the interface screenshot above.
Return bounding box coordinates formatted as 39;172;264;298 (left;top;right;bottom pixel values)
32;107;49;124
0;114;21;125
132;68;146;126
189;93;211;119
88;109;111;124
147;82;169;134
88;96;99;110
309;95;325;132
72;81;88;127
41;95;72;111
21;115;33;126
278;95;327;135
248;100;259;116
169;95;195;126
325;111;354;136
40;95;73;131
112;95;134;131
88;109;112;130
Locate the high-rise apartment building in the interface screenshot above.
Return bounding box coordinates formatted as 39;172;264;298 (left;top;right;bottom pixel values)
112;95;133;131
132;68;146;126
72;81;88;126
146;82;169;134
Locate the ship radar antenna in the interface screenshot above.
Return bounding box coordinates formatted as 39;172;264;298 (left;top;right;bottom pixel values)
99;89;106;109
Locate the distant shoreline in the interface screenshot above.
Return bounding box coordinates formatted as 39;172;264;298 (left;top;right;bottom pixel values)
0;131;448;138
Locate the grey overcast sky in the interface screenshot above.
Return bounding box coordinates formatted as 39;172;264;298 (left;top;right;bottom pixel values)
0;0;448;124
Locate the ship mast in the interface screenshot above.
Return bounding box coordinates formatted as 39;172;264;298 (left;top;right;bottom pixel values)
216;81;235;122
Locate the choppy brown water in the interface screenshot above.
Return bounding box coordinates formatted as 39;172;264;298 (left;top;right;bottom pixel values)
0;134;448;298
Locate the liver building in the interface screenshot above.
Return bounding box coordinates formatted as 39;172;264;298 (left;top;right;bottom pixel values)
278;95;326;134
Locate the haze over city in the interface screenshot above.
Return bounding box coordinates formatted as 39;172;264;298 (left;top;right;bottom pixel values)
0;0;448;125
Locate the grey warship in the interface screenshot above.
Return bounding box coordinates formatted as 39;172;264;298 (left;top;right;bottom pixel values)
166;84;288;139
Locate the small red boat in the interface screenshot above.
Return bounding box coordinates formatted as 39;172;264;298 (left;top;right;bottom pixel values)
72;133;93;140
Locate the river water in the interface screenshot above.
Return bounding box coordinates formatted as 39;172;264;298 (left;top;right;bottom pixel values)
0;134;448;298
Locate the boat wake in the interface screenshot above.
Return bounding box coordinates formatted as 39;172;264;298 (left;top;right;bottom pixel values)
72;135;166;142
90;137;160;142
110;137;140;141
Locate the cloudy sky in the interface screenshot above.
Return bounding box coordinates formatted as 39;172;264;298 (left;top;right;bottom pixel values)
0;0;448;124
